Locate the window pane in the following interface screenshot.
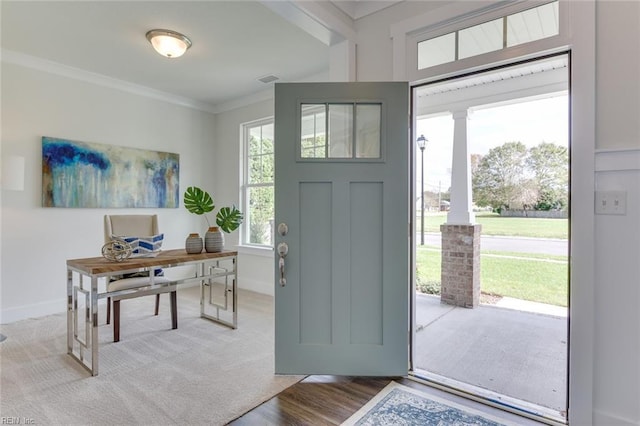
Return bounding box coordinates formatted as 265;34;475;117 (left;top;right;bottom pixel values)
248;127;261;183
249;154;261;183
249;126;261;157
328;104;352;158
507;1;559;47
247;186;274;245
418;33;456;70
356;104;381;158
261;123;274;148
250;154;273;184
301;104;326;158
260;123;274;182
458;18;503;59
248;123;274;183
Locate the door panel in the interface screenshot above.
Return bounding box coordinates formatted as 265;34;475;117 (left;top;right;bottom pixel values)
299;182;332;344
274;82;409;376
349;182;383;345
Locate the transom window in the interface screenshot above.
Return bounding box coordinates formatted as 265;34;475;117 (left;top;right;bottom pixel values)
300;103;382;160
418;1;559;70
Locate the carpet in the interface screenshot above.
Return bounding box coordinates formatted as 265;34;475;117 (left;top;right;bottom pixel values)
342;382;515;426
0;286;303;425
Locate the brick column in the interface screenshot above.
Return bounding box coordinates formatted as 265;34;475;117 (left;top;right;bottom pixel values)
440;224;482;308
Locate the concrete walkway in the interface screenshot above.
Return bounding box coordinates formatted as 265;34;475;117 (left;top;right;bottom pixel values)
414;294;568;416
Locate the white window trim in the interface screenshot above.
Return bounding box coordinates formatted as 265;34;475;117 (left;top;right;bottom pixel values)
237;244;274;258
392;0;569;84
240;116;275;249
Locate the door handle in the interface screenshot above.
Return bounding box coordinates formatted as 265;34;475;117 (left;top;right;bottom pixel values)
277;242;288;286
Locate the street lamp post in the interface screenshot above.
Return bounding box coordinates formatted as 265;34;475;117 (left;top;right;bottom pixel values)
417;135;427;245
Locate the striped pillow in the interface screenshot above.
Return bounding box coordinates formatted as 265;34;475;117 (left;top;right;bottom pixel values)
112;233;164;258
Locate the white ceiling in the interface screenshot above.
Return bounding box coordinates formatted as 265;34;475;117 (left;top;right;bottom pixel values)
1;1;333;111
330;0;402;20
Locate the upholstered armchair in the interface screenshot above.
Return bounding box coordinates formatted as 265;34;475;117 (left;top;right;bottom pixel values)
104;214;177;342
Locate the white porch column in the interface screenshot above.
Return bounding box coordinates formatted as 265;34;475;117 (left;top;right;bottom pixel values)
447;109;475;225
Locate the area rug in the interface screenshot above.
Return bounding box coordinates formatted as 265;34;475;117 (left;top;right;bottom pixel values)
0;286;303;425
342;382;515;426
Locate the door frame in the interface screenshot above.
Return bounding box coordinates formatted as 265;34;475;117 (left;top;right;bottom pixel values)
395;3;596;423
408;51;571;425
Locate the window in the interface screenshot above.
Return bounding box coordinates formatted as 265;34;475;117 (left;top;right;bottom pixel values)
242;119;274;247
300;103;382;160
417;1;559;69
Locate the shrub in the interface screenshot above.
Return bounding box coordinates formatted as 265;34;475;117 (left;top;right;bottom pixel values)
416;276;441;295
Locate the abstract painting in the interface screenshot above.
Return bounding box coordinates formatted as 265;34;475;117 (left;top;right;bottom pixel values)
42;136;179;208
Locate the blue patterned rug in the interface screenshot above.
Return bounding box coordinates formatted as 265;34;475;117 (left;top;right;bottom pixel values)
342;382;514;426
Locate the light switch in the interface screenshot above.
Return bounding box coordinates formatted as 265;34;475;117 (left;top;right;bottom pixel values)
595;190;627;215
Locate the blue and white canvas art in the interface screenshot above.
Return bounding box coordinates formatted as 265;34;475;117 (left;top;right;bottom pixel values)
42;137;179;208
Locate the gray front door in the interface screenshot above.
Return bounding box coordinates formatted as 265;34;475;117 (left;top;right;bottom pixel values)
274;82;409;375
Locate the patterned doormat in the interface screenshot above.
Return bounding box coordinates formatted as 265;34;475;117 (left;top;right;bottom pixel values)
342;382;515;425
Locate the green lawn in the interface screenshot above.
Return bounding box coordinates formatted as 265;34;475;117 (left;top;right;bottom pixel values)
415;247;568;307
420;212;568;239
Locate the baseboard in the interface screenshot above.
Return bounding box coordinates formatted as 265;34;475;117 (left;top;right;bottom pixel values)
0;281;200;325
238;278;273;296
1;298;70;324
593;410;639;426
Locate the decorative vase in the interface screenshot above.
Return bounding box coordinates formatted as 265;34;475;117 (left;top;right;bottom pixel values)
205;226;225;253
185;233;203;254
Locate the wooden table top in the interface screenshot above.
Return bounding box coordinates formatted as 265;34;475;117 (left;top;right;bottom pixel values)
67;249;238;276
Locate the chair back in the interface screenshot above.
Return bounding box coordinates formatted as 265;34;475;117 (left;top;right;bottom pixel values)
104;215;159;244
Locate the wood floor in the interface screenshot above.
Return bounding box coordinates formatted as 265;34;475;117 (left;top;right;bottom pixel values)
228;375;548;426
228;375;400;425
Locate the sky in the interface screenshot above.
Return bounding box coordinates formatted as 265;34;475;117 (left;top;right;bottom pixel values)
415;94;569;193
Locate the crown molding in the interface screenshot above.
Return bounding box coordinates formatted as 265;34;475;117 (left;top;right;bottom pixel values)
1;49;218;115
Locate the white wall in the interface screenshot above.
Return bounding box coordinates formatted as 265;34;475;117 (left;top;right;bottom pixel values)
355;0;446;81
1;0;638;424
592;2;640;425
594;151;640;425
0;62;216;322
213;98;276;295
596;0;640;151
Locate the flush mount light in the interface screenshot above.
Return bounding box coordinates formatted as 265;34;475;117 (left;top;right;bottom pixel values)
145;29;192;59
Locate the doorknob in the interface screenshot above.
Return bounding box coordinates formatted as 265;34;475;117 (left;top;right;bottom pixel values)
277;242;288;286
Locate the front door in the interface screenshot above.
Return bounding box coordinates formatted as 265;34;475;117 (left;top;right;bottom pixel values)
274;82;409;375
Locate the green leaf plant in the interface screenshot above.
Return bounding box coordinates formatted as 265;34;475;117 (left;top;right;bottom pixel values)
183;186;243;233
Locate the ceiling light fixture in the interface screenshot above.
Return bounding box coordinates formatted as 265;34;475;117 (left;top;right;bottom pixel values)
146;29;192;59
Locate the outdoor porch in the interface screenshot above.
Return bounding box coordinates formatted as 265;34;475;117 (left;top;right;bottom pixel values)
414;293;568;421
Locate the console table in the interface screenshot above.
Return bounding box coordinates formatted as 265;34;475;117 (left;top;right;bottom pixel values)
66;249;238;376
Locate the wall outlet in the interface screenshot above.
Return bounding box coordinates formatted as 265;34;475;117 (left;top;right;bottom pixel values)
595;190;627;215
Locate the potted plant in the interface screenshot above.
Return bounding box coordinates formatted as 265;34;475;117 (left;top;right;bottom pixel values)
183;186;243;252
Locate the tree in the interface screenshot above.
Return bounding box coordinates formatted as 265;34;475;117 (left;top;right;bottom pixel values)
527;142;568;210
248;135;275;244
472;141;568;212
472;141;532;211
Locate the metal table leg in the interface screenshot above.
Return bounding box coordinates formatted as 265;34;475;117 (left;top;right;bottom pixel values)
90;276;99;376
